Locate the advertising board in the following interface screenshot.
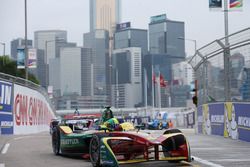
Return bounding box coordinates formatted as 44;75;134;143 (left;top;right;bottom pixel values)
0;81;13;134
13;84;55;134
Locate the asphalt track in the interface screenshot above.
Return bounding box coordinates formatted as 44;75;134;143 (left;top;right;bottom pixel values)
1;129;250;167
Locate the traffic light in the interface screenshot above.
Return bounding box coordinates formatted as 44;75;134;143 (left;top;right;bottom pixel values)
192;95;198;107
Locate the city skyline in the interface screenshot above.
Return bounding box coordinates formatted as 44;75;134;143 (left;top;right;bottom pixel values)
1;0;250;56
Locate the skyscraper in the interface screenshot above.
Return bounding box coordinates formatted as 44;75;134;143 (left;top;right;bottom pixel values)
112;47;142;108
90;0;121;34
89;0;121;105
60;47;88;96
83;30;109;96
114;27;148;56
34;30;67;87
34;30;67;63
149;14;185;61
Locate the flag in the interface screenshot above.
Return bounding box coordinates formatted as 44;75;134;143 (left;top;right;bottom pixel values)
160;74;167;87
229;0;243;10
28;48;37;68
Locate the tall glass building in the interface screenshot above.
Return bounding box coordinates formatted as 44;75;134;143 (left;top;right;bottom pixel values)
149;14;185;61
112;47;142;108
89;0;121;105
90;0;121;33
84;30;109;96
145;14;186;107
114;28;148;56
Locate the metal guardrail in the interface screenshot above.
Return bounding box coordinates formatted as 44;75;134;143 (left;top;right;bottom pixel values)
0;72;55;112
189;28;250;105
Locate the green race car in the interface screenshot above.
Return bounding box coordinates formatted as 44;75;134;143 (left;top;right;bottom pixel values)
51;107;192;166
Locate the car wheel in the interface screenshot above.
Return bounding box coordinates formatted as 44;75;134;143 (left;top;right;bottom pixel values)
89;135;101;167
52;127;61;155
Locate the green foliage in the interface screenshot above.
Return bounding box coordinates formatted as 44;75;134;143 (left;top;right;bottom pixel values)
0;56;39;84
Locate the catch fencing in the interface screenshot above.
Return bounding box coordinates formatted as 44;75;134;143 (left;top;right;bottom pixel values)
189;28;250;105
189;28;250;142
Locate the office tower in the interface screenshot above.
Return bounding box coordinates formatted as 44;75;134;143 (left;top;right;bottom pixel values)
112;47;142;108
34;30;67;87
90;0;121;33
149;14;185;61
49;42;76;96
146;14;185;107
11;38;32;60
34;30;67;63
60;47;86;96
89;0;121;105
83;30;109;96
114;26;148;56
81;48;93;96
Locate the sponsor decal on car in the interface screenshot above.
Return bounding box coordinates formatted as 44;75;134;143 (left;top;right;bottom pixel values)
61;138;79;145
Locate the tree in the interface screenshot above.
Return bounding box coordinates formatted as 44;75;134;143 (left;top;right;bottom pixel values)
0;56;39;84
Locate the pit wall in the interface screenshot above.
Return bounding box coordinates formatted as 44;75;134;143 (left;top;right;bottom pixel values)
198;102;250;142
0;80;55;135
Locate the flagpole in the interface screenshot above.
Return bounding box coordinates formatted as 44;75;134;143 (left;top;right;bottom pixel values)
144;68;148;109
151;65;155;114
158;71;161;112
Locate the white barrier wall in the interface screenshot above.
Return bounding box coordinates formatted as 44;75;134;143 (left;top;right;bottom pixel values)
13;84;55;134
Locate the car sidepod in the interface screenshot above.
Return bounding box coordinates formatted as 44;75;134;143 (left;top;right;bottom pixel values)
52;125;92;156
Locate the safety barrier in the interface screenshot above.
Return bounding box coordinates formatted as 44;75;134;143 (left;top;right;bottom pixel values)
198;102;250;142
0;73;55;135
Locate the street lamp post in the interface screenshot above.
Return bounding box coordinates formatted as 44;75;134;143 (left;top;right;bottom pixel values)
178;37;197;56
0;42;5;66
45;38;64;88
178;37;198;134
0;42;5;56
24;0;28;81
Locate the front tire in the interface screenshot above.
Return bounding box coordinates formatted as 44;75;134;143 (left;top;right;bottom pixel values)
89;135;101;167
52;127;61;155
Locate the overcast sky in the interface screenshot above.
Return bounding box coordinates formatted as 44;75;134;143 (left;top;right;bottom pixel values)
0;0;250;56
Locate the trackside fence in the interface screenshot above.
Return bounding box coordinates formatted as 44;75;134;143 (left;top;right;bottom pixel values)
189;28;250;142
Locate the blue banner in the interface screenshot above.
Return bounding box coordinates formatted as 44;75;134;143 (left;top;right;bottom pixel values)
0;81;13;134
199;102;250;142
209;103;224;136
17;48;25;69
234;103;250;142
197;105;203;134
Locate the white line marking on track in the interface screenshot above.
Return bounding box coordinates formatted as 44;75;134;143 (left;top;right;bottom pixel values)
193;156;224;167
14;135;47;140
0;163;5;167
1;143;10;154
213;158;250;162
